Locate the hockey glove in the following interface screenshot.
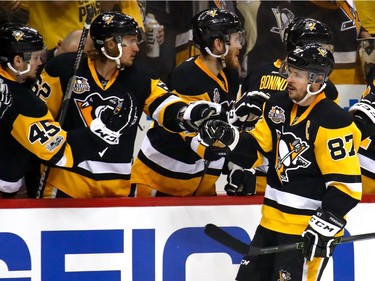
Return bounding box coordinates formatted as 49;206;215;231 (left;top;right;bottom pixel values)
0;82;12;118
302;208;346;261
198;119;240;151
90;95;137;145
179;100;222;132
229;91;270;129
348;92;375;124
225;164;256;196
190;134;228;161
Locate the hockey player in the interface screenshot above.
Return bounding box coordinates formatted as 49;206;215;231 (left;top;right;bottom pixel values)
0;23;134;197
131;8;246;197
198;44;362;280
33;11;220;198
226;17;339;196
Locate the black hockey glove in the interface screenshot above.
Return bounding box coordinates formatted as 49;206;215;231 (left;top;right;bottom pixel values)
90;95;137;145
179;101;221;132
225;164;256;196
228;91;270;129
198;119;240;151
0;82;12;118
302;208;346;261
190;134;228;161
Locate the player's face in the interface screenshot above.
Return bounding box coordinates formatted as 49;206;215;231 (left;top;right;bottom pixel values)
225;32;243;70
120;35;140;67
22;50;45;80
286;66;309;102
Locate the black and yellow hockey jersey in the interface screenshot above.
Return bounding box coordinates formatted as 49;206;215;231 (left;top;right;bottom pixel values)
33;52;187;198
0;67;103;194
242;58;339;194
229;91;362;235
131;56;239;196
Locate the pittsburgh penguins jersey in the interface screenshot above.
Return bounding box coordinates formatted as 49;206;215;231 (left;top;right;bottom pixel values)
131;56;239;196
0;67;102;194
358;66;375;194
33;52;187;198
230;91;362;235
242;58;339;194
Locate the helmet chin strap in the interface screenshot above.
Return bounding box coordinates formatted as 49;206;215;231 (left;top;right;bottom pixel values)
204;44;229;68
293;82;326;105
101;43;124;70
7;62;30;82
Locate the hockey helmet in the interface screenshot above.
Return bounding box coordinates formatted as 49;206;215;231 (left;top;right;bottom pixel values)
192;8;244;51
281;43;335;83
90;11;141;47
0;23;44;63
283;17;333;53
358;37;375;80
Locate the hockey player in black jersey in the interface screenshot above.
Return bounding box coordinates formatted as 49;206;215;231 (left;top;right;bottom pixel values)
199;44;362;280
0;23;136;197
227;17;339;196
33;11;220;198
132;8;246;197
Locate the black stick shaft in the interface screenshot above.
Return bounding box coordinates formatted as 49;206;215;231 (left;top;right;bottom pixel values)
204;223;375;256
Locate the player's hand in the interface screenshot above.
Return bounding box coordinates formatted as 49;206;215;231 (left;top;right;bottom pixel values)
348;92;375;124
179;101;221;132
0;82;12;118
90;95;137;145
225;165;256;196
190;134;228;161
229;91;270;129
301;208;346;261
198;119;240;151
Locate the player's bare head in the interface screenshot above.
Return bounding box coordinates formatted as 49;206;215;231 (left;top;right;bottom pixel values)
283;17;333;53
192;8;245;68
0;23;45;81
89;11;143;69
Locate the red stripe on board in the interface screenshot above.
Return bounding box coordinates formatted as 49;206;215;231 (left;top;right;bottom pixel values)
0;194;374;209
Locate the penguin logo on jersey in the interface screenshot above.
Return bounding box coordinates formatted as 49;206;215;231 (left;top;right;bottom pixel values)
73;76;90;94
275;129;311;182
278;269;291;281
268;106;286;124
74;93;135;127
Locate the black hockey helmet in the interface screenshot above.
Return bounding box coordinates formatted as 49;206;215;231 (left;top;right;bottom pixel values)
283;17;333;53
283;43;334;83
192;8;244;50
0;23;44;63
90;11;141;47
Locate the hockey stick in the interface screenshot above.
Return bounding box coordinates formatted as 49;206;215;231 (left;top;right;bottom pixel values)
36;8;95;199
204;223;375;256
